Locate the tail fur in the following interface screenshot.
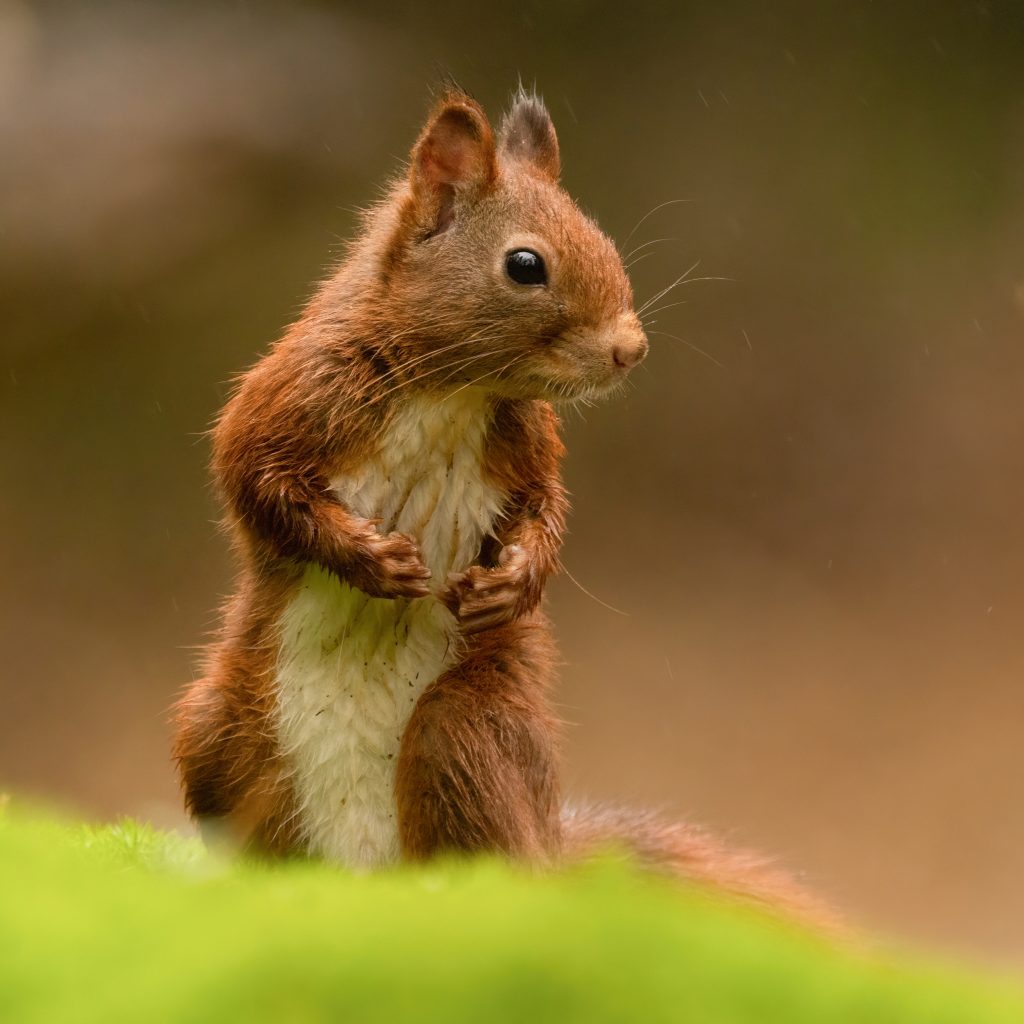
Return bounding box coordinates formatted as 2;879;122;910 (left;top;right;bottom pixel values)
561;802;839;930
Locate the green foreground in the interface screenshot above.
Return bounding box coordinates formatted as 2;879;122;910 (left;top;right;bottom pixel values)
2;808;1022;1023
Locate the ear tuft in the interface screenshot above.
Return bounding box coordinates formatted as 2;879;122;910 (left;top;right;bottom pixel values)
498;87;560;181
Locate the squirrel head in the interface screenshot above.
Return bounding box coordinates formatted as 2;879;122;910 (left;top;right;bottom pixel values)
367;87;648;403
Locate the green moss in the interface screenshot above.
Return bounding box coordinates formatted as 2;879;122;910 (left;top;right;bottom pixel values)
1;806;1021;1024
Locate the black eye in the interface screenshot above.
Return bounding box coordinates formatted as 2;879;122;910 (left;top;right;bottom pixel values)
505;249;547;286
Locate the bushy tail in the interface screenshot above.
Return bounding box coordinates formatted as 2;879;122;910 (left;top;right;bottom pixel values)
561;802;840;931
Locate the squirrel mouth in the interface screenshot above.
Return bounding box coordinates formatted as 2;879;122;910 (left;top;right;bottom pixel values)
508;363;628;404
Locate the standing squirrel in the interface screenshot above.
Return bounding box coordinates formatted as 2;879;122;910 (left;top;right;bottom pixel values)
174;88;826;922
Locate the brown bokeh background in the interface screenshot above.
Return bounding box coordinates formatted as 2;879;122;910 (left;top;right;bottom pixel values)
2;1;1022;962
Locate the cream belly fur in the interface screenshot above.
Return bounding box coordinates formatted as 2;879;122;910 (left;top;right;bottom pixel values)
273;392;507;867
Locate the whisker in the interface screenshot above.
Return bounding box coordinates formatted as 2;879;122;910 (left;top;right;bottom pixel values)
639;298;689;324
347;333;486;402
622;199;692;247
637;259;702;315
639;274;735;316
646;329;725;370
346;315;515;403
366;344;516;405
562;564;630;617
625;250;658;272
442;351;527;402
433;343;521;392
622;236;675;262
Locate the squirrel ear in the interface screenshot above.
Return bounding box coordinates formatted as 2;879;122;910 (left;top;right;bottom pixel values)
498;89;560;181
409;93;497;232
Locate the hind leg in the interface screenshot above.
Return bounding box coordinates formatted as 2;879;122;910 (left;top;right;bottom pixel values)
395;618;562;861
173;675;300;856
173;678;236;821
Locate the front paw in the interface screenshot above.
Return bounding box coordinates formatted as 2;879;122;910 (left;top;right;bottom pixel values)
441;545;532;634
348;530;432;599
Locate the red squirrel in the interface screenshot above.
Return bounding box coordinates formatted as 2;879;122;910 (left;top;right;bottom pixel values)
174;88;827;922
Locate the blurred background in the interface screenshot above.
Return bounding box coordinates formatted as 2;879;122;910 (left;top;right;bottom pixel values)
1;0;1022;963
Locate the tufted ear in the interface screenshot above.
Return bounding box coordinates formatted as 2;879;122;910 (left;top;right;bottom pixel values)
409;91;497;235
498;89;560;181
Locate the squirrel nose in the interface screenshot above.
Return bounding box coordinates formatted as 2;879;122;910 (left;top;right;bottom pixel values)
612;335;648;370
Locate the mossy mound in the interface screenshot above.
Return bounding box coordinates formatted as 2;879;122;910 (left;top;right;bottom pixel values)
2;807;1021;1023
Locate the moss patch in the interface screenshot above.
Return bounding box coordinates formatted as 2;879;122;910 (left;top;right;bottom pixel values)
1;807;1021;1023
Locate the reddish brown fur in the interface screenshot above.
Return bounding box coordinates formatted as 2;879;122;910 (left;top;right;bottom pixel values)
173;86;829;925
174;568;303;854
562;805;839;928
397;617;562;861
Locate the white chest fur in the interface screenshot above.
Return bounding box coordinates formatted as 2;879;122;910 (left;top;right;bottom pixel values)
273;392;506;867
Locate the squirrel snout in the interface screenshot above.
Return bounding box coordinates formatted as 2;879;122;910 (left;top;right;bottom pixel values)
611;333;648;371
547;317;649;396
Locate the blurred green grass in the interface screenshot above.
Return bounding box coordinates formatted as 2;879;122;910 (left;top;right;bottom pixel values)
2;805;1022;1024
